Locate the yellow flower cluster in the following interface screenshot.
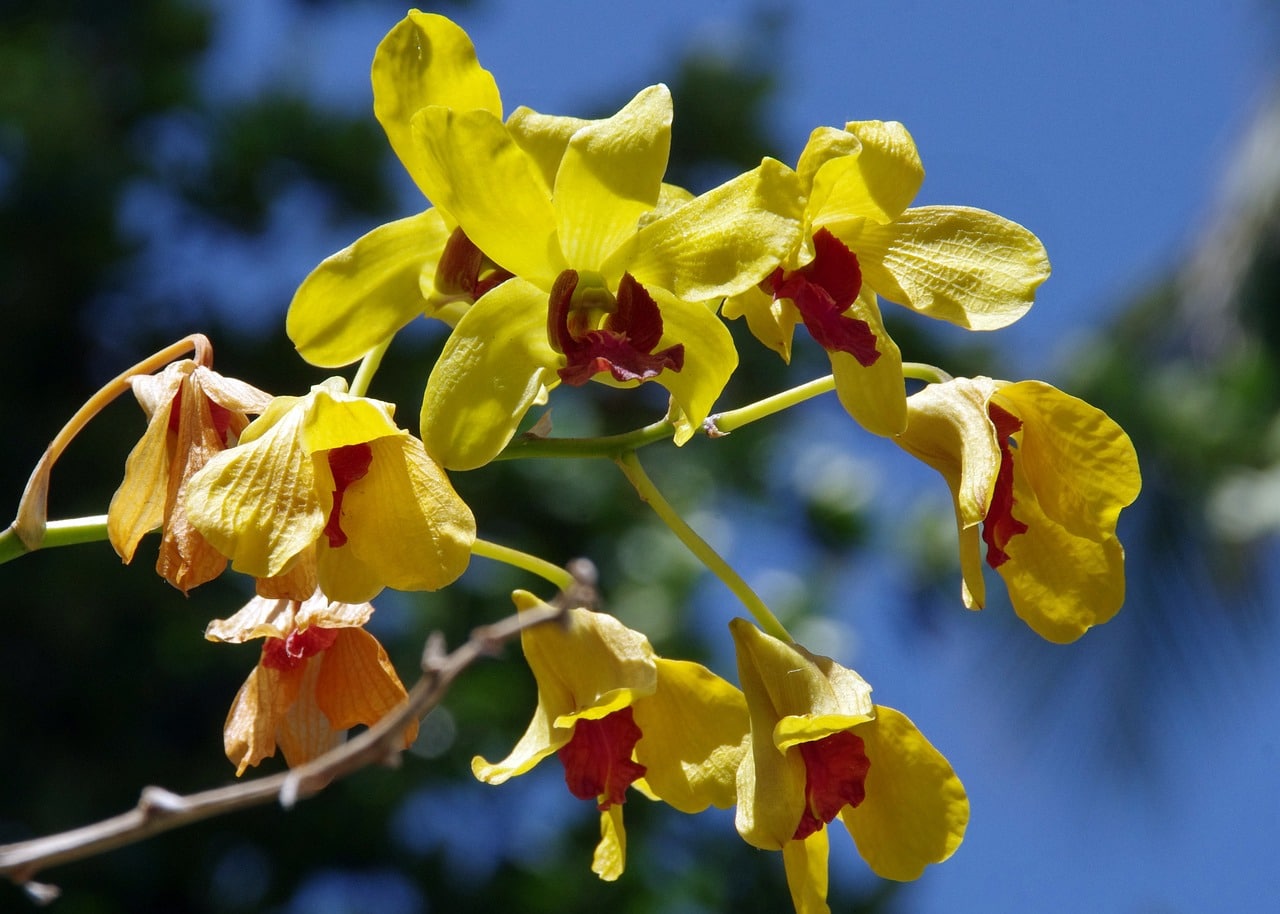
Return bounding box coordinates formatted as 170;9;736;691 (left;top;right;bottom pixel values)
84;11;1141;912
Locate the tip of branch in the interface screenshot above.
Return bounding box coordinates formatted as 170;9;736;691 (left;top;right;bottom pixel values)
23;879;61;906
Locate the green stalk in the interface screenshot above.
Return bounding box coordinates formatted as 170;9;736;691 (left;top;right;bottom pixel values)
614;450;791;642
471;537;576;593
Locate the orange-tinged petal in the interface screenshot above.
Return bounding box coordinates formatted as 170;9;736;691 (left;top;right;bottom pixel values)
411;105;563;286
553;85;671;270
287;209;451;368
840;705;968;882
108;387;173;561
275;654;344;768
314;628;417;747
848;205;1049;330
206;595;297;644
372;11;501;196
224;663;301;775
631;658;748;813
782;830;831;914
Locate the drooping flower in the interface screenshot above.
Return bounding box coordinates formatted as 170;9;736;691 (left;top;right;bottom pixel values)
472;591;749;881
894;376;1142;642
730;619;967;912
286;11;505;368
725;121;1050;436
411;82;804;470
108;359;273;592
207;589;418;774
184;378;475;603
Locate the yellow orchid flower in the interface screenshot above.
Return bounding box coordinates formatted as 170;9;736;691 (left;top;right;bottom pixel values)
207;589;418;775
725;121;1050;436
108;359;273;593
411;82;803;470
287;11;504;368
184;378;475;603
730;619;967;912
473;592;749;881
895;376;1142;642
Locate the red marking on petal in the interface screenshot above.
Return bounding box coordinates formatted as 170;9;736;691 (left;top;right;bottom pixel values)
550;271;684;386
322;443;373;549
769;228;879;367
262;625;340;670
792;730;871;841
983;403;1029;568
557;706;647;810
437;227;513;300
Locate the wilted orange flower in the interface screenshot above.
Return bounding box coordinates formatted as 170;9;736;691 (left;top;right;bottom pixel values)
108;359;272;592
206;589;418;775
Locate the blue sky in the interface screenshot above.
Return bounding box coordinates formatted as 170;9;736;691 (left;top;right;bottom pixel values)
186;2;1280;911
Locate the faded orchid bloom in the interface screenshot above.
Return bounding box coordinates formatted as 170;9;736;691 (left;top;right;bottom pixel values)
207;589;417;775
108;358;273;592
472;591;749;881
895;376;1142;642
184;378;475;604
730;619;967;913
287;11;504;367
411;80;804;470
724;121;1050;436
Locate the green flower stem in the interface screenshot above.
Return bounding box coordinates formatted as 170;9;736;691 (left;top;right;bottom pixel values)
494;417;675;461
614;449;791;643
348;338;393;399
0;514;110;564
471;537;576;593
902;361;953;384
709;374;837;435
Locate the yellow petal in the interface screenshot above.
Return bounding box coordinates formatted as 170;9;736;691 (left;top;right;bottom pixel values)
287;209;451;368
411;106;563;286
647;287;738;445
331;433;476;595
997;472;1128;643
506;105;592;191
782;830;832;914
632;658;748;813
472;697;567;785
996;381;1141;539
828;290;907;437
553;85;671;270
808;120;923;227
186;404;322;578
420;277;562;471
314;628;418;749
372;11;501;196
840;705;968;882
722;283;799;362
108;386;174;561
848;206;1050;329
592;805;627;882
299;386;400;455
613;157;805;300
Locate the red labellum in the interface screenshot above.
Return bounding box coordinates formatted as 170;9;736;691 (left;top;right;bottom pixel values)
792;730;871;841
557;706;647;810
323;443;374;548
982;403;1029;568
436;227;513;300
767;228;879;367
262;625;340;671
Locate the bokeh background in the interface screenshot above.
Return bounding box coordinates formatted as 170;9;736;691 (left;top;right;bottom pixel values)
4;1;1280;912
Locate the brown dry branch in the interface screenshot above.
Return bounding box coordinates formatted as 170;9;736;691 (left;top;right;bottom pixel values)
0;598;567;905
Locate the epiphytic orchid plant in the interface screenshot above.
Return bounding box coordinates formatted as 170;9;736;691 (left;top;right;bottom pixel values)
0;10;1140;911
